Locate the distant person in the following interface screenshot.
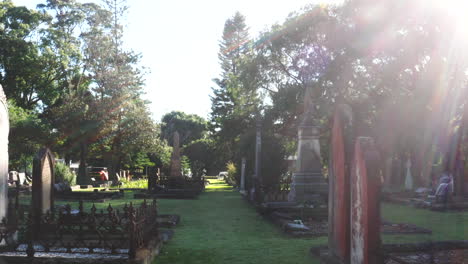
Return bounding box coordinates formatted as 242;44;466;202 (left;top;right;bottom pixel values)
99;169;109;181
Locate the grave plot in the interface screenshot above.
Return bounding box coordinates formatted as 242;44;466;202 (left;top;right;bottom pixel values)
55;188;125;202
0;199;173;264
256;105;431;238
134;131;205;199
248;105;329;232
382;242;468;264
311;105;468;264
384;191;468;211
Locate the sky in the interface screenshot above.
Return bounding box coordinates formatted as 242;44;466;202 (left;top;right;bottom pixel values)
12;0;341;121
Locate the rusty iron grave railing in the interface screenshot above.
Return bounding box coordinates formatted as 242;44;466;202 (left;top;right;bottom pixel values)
0;199;159;260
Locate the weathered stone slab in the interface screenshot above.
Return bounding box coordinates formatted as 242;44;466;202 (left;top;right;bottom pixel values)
328;104;353;263
0;85;9;221
32;148;55;215
350;137;382;264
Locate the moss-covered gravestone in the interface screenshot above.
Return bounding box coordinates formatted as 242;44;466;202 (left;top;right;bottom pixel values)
0;85;9;221
32;148;55;215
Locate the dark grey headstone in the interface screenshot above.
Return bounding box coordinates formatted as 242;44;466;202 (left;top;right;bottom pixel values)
0;85;9;220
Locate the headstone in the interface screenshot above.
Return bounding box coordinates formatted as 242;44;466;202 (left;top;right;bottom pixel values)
328;104;353;263
240;158;246;192
18;173;26;185
8;171;18;183
404;157;413;190
288;108;328;203
0;85;9;220
350;137;382;264
170;131;182;177
32;148;55;214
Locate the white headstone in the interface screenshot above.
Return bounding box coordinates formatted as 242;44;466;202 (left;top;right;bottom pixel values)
404;158;413;190
0;85;9;220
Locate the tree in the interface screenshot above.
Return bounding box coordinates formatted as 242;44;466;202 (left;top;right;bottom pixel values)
160;111;208;147
210;12;261;173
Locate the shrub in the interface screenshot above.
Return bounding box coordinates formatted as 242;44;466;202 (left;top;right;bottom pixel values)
55;162;76;186
120;178;148;189
226;162;237;186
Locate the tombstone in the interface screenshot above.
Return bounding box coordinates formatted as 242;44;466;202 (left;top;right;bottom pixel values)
350;137;382;264
170;131;182;178
18;173;26;185
240;158;246;193
328;104;354;263
404;156;414;190
0;85;9;221
8;171;18;184
32;148;55;214
288;108;328;203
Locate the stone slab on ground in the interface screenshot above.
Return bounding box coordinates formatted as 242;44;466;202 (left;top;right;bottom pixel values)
134;190;200;199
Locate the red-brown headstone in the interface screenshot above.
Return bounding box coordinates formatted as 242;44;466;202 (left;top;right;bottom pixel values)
328;104;354;263
32;148;55;214
351;137;382;264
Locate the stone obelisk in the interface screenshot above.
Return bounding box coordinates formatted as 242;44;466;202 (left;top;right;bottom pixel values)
0;85;9;220
170;131;182;178
288;89;328;204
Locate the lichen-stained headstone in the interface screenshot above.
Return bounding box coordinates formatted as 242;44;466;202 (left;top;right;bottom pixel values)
0;85;9;220
328;104;354;263
32;148;55;214
350;137;382;264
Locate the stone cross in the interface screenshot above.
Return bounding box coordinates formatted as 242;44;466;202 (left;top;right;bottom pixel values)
350;137;382;264
0;85;9;220
32;148;55;214
328;104;353;263
169;131;182;177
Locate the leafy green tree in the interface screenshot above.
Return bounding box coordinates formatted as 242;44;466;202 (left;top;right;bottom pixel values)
183;138;216;178
160;111;208;147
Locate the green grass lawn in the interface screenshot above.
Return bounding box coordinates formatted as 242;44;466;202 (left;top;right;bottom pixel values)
155;179;325;264
15;179;467;263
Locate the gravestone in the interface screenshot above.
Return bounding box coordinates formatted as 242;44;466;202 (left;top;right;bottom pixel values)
350;137;382;264
169;131;182;178
18;173;26;185
8;171;18;183
0;85;9;221
288;109;328;203
328;104;354;263
32;148;55;214
240;158;246;193
404;156;413;190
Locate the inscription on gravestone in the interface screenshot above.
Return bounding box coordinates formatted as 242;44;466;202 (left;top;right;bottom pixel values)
0;85;9;220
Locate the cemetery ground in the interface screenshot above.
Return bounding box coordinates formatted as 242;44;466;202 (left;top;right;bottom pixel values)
14;179;468;263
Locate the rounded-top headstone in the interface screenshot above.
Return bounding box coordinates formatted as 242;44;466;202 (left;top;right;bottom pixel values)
0;85;9;220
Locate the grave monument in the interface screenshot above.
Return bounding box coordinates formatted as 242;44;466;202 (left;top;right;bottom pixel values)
288;106;328;204
32;148;55;214
0;85;9;221
170;131;182;178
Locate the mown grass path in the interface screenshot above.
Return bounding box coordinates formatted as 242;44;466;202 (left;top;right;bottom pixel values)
155;179;467;264
155;179;325;264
